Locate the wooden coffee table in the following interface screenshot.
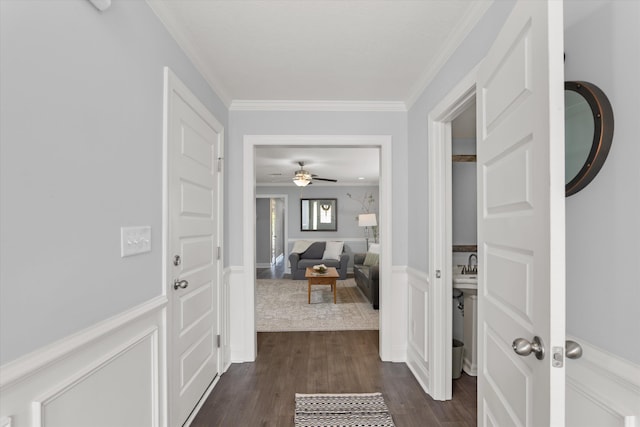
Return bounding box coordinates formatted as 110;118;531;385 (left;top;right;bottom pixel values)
305;267;340;304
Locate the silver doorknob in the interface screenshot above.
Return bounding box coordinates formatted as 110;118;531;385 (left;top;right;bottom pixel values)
512;336;545;360
565;340;583;359
173;279;189;290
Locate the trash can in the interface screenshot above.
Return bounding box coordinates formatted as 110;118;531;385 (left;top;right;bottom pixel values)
452;339;464;379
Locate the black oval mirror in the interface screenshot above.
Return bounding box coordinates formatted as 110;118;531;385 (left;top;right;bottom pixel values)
565;81;614;197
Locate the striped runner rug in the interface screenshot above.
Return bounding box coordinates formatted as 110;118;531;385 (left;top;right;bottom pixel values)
295;392;395;427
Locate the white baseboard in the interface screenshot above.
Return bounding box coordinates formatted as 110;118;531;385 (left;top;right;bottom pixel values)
0;297;167;427
462;357;477;376
566;335;640;427
184;374;220;427
255;262;271;268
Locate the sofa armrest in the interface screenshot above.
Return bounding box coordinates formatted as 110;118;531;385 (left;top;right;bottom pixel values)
339;253;349;278
353;253;366;265
289;252;300;270
369;265;379;281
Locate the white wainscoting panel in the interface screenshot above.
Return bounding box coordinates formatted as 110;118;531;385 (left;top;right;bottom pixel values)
406;267;431;395
565;336;640;427
387;266;408;362
228;266;253;362
0;297;166;427
31;328;157;427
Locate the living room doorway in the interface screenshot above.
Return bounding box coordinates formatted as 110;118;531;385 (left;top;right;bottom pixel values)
243;135;394;361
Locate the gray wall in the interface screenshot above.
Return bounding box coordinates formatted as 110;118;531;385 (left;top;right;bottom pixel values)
0;0;228;364
227;111;407;266
407;0;516;272
564;0;640;364
257;185;379;245
255;198;271;265
452;139;477;246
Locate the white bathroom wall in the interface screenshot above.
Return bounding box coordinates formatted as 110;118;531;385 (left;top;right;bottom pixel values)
451;139;477;247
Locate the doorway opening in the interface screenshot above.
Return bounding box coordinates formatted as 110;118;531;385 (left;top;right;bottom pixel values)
427;66;477;401
243;135;394;361
256;195;287;279
450;101;478;398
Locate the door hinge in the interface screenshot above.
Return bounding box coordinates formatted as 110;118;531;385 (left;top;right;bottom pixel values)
217;246;221;260
216;334;221;348
217;157;223;173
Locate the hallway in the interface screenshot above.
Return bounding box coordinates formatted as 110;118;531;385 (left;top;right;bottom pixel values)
191;331;477;426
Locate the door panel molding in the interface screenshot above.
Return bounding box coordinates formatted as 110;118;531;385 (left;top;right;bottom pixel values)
163;67;224;427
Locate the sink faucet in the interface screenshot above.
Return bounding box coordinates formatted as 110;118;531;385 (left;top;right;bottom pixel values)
466;253;477;274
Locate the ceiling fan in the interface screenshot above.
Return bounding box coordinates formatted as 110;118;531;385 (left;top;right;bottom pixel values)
292;161;337;187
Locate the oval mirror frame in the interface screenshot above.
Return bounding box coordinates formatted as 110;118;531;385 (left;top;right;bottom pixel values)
565;81;614;197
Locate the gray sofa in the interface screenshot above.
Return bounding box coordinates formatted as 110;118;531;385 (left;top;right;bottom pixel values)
289;241;349;280
353;253;379;309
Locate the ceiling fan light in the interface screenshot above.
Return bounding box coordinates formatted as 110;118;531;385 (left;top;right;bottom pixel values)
293;177;310;187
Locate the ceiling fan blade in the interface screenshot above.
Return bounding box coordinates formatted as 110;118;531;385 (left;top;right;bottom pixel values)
313;177;338;182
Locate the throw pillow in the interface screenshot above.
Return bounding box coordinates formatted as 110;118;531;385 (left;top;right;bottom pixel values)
368;243;381;254
301;242;325;259
363;252;379;266
291;240;311;253
322;241;344;261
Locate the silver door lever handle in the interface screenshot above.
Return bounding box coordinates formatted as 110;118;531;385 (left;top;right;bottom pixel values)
173;279;189;290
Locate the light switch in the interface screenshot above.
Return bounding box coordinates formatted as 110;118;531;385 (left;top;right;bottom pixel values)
121;226;151;257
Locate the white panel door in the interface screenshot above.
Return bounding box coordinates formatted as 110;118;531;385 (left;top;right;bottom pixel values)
165;69;222;426
477;1;565;426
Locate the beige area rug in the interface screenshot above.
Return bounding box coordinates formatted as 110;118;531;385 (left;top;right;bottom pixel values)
256;278;379;332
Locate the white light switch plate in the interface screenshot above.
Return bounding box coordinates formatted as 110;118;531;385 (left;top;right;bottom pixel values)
121;226;151;257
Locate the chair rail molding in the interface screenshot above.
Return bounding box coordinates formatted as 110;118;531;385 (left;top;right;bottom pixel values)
0;297;167;427
565;335;640;427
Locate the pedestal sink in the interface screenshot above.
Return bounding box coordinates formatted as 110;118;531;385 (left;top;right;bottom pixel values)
452;268;478;375
452;269;478;290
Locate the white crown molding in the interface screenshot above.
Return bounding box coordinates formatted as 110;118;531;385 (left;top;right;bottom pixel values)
230;100;407;112
404;0;493;109
146;0;232;108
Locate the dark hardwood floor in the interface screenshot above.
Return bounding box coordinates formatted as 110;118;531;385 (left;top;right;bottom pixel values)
191;331;477;427
256;257;288;279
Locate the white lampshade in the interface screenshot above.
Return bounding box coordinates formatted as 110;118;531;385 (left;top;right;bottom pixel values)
293;177;310;187
358;213;377;227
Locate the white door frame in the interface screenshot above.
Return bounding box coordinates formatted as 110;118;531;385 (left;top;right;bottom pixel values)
255;194;288;267
243;135;393;360
428;65;478;400
162;67;225;425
